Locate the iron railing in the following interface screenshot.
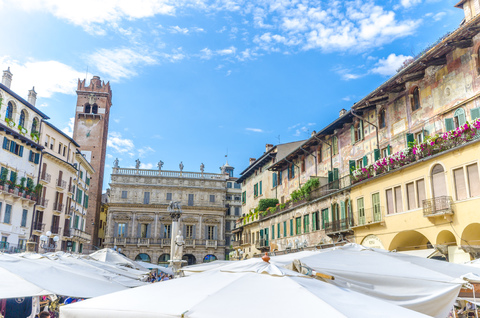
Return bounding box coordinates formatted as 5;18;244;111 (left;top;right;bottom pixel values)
56;179;67;189
51;226;62;235
37;198;49;208
309;175;352;201
40;173;51;183
423;196;453;217
32;222;45;232
325;217;354;234
357;206;384;226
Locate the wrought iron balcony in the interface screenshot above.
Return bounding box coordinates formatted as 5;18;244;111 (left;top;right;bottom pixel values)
40;173;51;183
32;222;45;232
357;206;384;226
51;226;62;235
308;175;352;201
53;203;64;214
325;217;354;234
56;179;67;189
423;196;453;217
232;240;243;247
255;239;269;250
36;198;49;208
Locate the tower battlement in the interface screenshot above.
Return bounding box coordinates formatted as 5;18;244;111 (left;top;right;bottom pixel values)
77;76;112;95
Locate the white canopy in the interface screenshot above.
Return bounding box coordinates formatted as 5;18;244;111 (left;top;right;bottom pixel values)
61;259;432;318
134;261;174;275
88;248;145;270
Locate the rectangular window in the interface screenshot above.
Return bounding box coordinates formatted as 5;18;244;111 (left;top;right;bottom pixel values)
209;195;215;203
394;186;403;213
453;168;467;201
58;143;62;154
312;211;320;231
207;226;215;240
117;223;126;237
386;189;394;214
63;146;66;157
332;136;338;155
357;198;365;225
283;221;287;237
166;193;172;201
415;131;424;144
290;219;293;236
321;208;329;229
254;183;258;197
227;182;232;188
406;182;416;210
273;173;277;188
144;192;150;204
356;158;363;169
44;135;50;148
86;177;90;186
259;181;262;195
121;191;128;199
301;157;306;172
235;207;240;216
304;214;310;233
79;170;83;180
278;171;282;185
76;189;83;204
50;138;55;150
242;191;246;204
381;147;389;158
186;225;194;238
277;223;280;238
74;215;79;229
164;224;171;238
234;183;241;189
416;179;426;209
140;223;148;238
296;217;301;235
188;194;194;206
4;204;11;224
317;145;322;163
467;164;480;197
83;194;89;208
21;209;28;227
271;225;275;240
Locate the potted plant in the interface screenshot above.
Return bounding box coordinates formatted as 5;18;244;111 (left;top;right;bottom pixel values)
18;177;26;195
0;168;6;190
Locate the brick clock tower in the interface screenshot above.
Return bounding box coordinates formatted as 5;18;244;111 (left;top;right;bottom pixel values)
73;76;112;247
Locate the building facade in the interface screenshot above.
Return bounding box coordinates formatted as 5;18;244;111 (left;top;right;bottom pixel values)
233;1;480;262
221;161;242;259
72;76;112;247
0;69;47;252
104;163;235;265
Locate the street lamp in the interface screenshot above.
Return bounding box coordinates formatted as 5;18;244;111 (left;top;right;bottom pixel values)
40;231;59;253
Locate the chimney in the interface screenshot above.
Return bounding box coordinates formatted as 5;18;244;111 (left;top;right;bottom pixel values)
339;108;347;117
2;67;12;89
249;158;256;165
28;87;37;106
265;144;273;152
311;130;316;137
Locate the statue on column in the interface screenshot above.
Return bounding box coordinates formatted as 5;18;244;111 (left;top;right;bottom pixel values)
135;159;141;169
200;163;205;173
179;161;184;172
113;158;119;168
158;160;164;170
173;230;185;260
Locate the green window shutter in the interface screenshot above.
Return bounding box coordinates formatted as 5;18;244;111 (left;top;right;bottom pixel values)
349;160;356;174
333;168;339;181
290;219;293;236
328;171;333;183
277;223;280;238
84;195;89;208
273;173;277;187
363;155;368;167
312;213;316;231
259;181;262;195
283;221;286;237
350;125;355;144
374;149;380;161
445;118;454;132
471;107;480;120
406;133;414;147
359;120;364;140
340;201;346;219
387;145;391;155
271;225;275;240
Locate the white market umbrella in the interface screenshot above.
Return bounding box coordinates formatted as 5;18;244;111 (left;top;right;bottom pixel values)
0;253;130;298
61;259;432;318
0;267;51;298
134;261;174;276
285;244;469;318
88;248;145;270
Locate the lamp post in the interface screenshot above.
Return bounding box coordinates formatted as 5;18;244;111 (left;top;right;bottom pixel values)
40;231;59;253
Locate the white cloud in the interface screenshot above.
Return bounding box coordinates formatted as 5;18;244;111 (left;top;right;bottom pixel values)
226;70;232;76
140;163;154;169
89;47;157;82
62;117;75;137
200;48;213;60
170;26;189;34
246;128;264;133
160;48;186;63
372;53;412;76
217;46;237;55
8;0;176;34
138;146;155;158
107;131;135;153
400;0;422;8
0;56;84;99
432;12;446;21
293;124;313;137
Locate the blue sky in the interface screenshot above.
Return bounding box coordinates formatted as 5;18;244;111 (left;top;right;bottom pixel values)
0;0;464;186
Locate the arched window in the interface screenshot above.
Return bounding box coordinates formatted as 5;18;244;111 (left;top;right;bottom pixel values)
203;254;217;263
19;110;26;127
84;103;91;113
331;203;340;222
135;253;151;263
6;101;14;120
158;253;170;266
31;117;38;133
92;104;98;114
182;254;196;266
431;164;447;198
411;87;420;111
379;108;386;129
454;108;466;128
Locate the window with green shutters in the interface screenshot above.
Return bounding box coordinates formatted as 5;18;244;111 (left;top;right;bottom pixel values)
312;211;319;231
254;183;258;197
351;120;364;144
363;155;368;167
86;177;90;186
80;171;83;180
283;221;287;237
471;107;480;120
454;108;466;128
445;118;454;132
374;149;380;161
406;133;414;147
295;217;301;235
271;225;275;240
304;214;310;233
321;208;329;229
273;173;277;188
76;189;83;204
372;193;381;222
84;194;89;209
259;181;262;195
278;171;282;185
349;160;356;174
290;219;293;236
21;209;28;227
357;197;365;225
277;223;280;238
74;215;79;229
242;191;246;204
332;136;338;155
4;204;11;224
